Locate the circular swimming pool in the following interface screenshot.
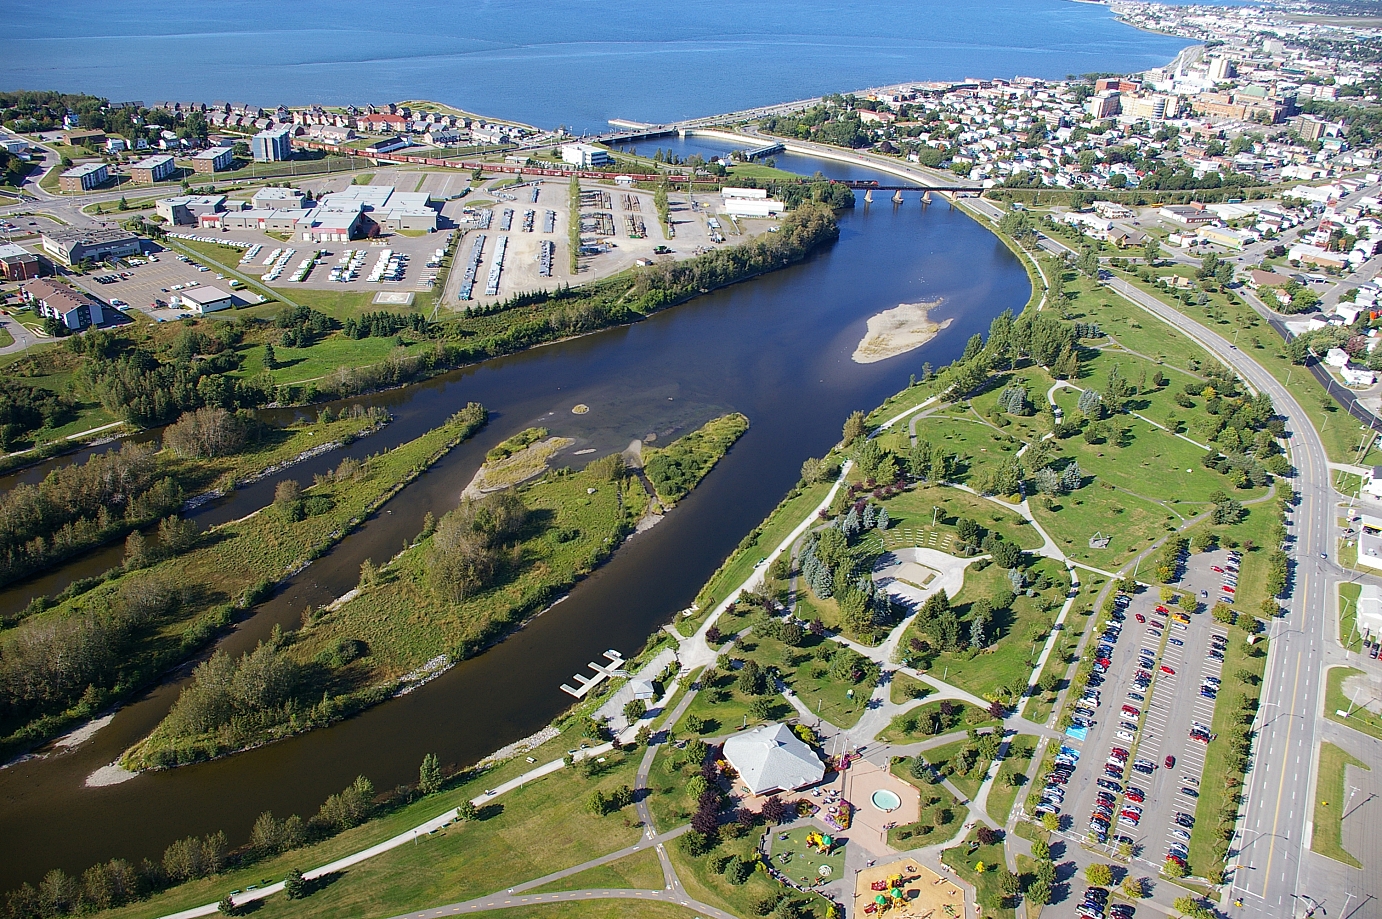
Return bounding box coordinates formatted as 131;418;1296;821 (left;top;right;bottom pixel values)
871;789;902;811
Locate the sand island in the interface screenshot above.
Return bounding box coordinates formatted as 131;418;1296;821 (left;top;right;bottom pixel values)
852;300;951;364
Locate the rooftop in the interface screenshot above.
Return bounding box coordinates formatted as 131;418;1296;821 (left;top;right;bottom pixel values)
722;722;824;796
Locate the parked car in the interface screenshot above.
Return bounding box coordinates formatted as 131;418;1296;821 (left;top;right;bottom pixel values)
1165;755;1176;769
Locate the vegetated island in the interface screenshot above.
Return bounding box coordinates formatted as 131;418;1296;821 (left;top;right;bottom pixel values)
642;412;749;506
461;427;575;498
851;300;952;365
122;413;748;770
0;405;489;763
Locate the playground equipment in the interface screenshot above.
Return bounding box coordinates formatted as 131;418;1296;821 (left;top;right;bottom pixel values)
805;830;836;853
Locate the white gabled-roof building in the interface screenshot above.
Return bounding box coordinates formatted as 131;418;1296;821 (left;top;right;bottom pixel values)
722;723;824;796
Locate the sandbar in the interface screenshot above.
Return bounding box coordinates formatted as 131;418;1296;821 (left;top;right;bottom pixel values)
852;300;951;364
462;436;575;498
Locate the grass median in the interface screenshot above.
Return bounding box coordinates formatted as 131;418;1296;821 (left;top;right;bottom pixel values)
1311;741;1369;869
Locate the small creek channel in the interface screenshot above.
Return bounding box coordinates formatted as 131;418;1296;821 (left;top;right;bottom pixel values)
0;147;1030;889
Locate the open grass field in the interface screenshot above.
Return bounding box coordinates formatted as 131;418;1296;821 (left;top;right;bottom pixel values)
869;482;1045;552
528;846;666;894
913;411;1025;494
900;557;1069;702
1114;265;1382;467
1311;741;1369;869
100;724;631;919
986;735;1038;825
1023;577;1104;725
890;671;932;705
940;830;1015;919
240;335;435;387
1325;666;1382;741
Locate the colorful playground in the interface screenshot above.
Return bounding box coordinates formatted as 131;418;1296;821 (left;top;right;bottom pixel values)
853;858;965;918
763;825;848;890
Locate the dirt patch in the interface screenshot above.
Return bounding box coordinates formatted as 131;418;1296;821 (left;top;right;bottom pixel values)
852;300;951;364
461;436;574;497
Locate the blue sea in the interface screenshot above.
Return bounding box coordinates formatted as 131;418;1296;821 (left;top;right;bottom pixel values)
0;0;1189;131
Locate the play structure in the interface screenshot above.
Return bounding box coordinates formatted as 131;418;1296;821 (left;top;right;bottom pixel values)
855;860;963;919
804;829;836;853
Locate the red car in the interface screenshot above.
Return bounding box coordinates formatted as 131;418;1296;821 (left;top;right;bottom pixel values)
1125;789;1145;803
1155;605;1169;614
1222;585;1236;594
1135;613;1146;623
1165;755;1176;769
1150;620;1165;630
1159;665;1176;676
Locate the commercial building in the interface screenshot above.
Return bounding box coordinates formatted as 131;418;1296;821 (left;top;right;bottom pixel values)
61;129;106;147
251;127;293;162
721;187;784;217
20;278;104;330
1357;512;1382;572
722;723;824;796
1086;91;1121;119
191;146;234;174
316;185;437;234
1355;584;1382;639
40;227;141;267
175;286;235;314
560;143;612;169
58;162;109;192
221;208;308;234
1159;205;1216;228
251;187;308;210
0;243;43;281
155;194;227;226
129;154;176;184
1197;225;1250;250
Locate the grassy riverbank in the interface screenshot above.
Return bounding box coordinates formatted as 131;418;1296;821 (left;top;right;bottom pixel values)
0;406;488;763
125;415;739;768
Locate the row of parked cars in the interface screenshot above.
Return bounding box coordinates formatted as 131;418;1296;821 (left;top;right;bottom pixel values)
1078;885;1134;919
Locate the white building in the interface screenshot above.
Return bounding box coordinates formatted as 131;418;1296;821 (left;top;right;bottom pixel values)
176;286;235;314
1359;584;1382;639
721;723;824;796
1357;513;1382;572
561;143;612;169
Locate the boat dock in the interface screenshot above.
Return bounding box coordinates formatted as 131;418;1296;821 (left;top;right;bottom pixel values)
559;649;628;698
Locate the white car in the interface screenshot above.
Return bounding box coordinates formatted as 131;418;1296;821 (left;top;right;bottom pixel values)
1116;730;1136;742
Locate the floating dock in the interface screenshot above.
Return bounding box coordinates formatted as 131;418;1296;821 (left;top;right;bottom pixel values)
559;649;628;698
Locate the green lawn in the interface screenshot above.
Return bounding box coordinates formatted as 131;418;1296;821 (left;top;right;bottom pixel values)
528;847;666;894
1186;626;1267;877
871;482;1045;551
890;672;932;705
666;830;830;919
986;735;1038;825
876;700;998;743
1311;742;1369;869
1023;578;1104;725
920;739;988;802
1113;265;1382;467
887;761;965;847
100;725;634;919
765;825;847;888
1325;666;1382;741
900;557;1069;702
1032;478;1176;569
1339;583;1365;653
940;830;1015;919
242;335;435;386
471;905;706;919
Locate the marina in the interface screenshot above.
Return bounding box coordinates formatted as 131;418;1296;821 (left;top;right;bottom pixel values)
558;650;628;699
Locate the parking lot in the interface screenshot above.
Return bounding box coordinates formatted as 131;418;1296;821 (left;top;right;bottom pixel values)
1035;547;1242;917
65;245;255;322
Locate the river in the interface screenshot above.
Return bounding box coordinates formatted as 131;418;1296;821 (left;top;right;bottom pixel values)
0;142;1033;888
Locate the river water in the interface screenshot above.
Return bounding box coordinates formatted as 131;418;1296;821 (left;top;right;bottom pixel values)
0;0;1187;133
0;145;1030;887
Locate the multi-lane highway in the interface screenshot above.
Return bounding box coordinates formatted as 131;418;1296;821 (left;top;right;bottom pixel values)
1107;276;1335;917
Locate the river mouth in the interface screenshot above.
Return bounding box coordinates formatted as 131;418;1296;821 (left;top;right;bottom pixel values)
0;151;1031;890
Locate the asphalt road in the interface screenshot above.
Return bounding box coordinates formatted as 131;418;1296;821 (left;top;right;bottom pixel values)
1107;276;1334;918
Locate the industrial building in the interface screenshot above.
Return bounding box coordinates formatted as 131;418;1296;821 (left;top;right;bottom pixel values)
250;187;308;210
315;185;438;234
20;278;105;329
0;243;43;281
129;154;176;184
156;195;227;226
560;143;612;169
251;127;293;162
40;227;141;266
221;209;308;234
720;187;784;218
175;286;235;314
58;162;108;192
191;146;234;174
